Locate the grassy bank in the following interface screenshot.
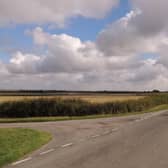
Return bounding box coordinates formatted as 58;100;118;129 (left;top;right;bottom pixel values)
0;128;51;167
0;104;168;123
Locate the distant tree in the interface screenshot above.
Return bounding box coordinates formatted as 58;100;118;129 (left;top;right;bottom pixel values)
152;89;160;93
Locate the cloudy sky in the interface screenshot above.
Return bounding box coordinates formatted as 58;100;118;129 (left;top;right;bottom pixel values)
0;0;168;91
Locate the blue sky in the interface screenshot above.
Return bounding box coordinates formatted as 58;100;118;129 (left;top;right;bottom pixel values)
0;0;131;62
50;0;131;41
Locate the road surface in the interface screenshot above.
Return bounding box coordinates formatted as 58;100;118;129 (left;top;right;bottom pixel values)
1;110;168;168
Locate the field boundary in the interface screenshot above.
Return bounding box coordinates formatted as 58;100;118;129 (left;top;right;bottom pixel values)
0;104;168;123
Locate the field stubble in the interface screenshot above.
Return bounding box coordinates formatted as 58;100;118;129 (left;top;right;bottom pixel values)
0;94;144;104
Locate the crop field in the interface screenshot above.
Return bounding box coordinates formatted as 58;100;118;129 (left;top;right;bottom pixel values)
0;93;168;121
1;93;167;120
0;94;145;104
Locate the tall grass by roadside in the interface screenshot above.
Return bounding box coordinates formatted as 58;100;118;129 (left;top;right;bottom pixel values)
0;95;168;118
0;104;168;123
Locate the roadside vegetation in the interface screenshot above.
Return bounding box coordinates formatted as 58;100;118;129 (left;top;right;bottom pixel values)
0;104;167;123
0;128;51;168
0;94;168;119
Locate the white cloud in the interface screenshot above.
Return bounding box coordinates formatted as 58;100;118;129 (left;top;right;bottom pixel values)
1;0;168;90
131;0;168;35
96;10;167;56
8;28;106;74
3;26;168;90
0;0;118;27
8;52;40;73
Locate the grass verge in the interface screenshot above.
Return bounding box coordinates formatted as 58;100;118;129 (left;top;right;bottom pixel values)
0;128;51;167
0;104;168;124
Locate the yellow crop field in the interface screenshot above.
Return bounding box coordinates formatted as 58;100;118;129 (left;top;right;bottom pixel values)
0;94;145;104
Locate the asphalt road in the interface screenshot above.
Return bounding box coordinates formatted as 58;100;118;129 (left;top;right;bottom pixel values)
1;110;168;168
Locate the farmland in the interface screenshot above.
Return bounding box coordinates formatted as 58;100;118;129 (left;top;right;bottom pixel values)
0;93;168;118
0;92;168;167
0;94;144;104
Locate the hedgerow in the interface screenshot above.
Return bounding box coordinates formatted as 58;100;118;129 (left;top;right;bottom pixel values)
0;95;168;118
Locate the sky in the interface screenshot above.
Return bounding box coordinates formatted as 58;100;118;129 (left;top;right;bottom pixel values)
0;0;168;91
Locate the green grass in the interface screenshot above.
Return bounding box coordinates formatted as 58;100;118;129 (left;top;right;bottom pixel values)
0;128;52;167
145;104;168;112
0;104;168;124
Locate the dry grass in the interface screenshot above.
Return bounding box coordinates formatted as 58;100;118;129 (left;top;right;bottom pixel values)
0;94;144;104
68;95;144;103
